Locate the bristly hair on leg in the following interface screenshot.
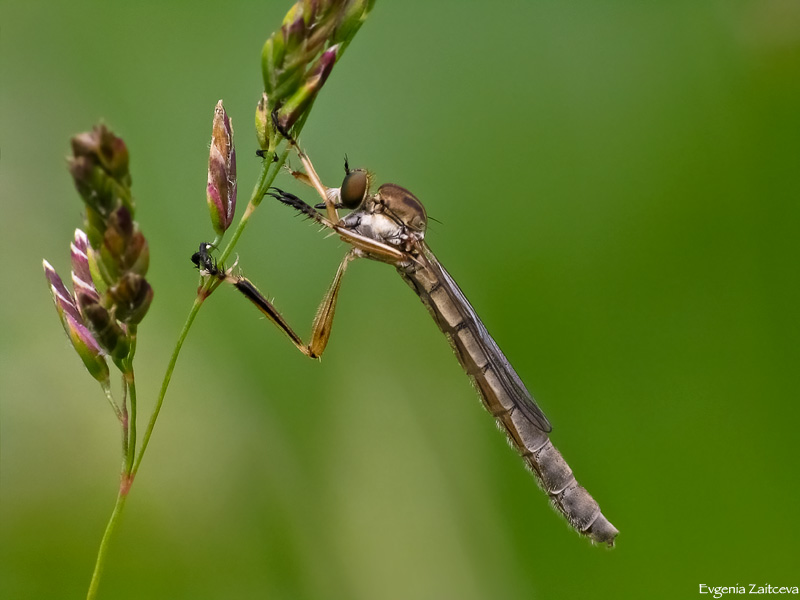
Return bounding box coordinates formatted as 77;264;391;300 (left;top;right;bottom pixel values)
268;187;326;225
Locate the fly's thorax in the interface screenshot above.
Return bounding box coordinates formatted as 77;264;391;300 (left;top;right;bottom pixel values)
371;184;428;234
335;181;427;262
341;183;427;247
340;210;407;246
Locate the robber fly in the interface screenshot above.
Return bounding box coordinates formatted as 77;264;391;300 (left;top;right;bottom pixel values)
194;132;618;546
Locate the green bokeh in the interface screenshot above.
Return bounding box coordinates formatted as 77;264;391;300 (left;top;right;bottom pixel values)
3;1;799;598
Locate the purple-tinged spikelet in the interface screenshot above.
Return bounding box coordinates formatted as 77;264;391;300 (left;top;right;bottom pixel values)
206;100;237;235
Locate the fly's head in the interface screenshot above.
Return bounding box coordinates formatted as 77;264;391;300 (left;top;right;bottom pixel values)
337;160;428;255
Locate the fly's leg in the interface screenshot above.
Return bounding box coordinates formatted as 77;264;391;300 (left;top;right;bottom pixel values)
285;166;343;211
270;186;408;263
220;250;357;359
270;113;409;263
308;250;356;357
267;188;334;228
229;276;312;357
272;112;340;224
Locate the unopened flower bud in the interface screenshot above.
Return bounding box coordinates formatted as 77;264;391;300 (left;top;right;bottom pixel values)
64;312;111;383
72;125;130;180
283;14;306;57
255;93;273;152
125;229;150;277
301;0;319;26
68;125;133;226
107;272;153;324
282;2;304;28
43;260;109;384
78;293;130;363
99;209;128;277
93;206;150;285
44;259;82;324
68;156;113;217
334;0;374;45
276;44;338;131
85;245;108;294
71;229;99;303
206;100;237;235
261;35;286;94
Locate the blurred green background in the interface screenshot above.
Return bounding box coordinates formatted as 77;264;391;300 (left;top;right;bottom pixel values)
3;1;799;598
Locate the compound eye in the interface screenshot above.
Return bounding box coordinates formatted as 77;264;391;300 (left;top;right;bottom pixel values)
340;169;368;209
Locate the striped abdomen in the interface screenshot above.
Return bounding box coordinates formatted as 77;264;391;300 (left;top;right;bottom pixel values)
398;243;618;546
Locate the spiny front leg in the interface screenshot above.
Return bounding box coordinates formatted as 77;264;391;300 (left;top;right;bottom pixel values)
268;187;408;263
272;111;340;224
284;165;342;209
268;188;333;228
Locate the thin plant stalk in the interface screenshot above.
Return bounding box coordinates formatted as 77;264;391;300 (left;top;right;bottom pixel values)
124;371;137;473
86;486;129;600
82;2;375;594
101;382;122;421
130;141;293;486
86;151;286;595
86;97;308;600
131;296;203;478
